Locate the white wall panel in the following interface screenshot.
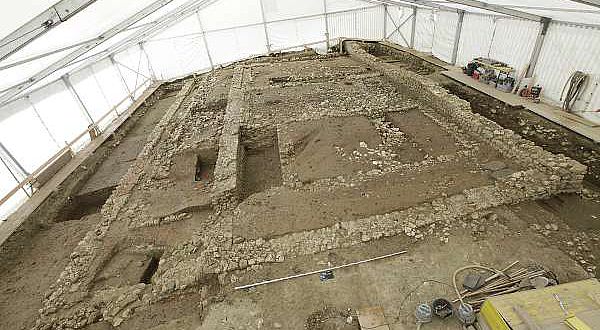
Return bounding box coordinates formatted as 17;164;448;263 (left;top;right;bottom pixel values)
263;0;324;21
327;0;373;12
206;26;267;66
488;18;539;75
432;11;458;63
199;0;262;31
456;14;495;66
0;99;60;172
145;35;211;80
329;6;384;40
70;67;112;122
268;17;327;50
535;22;600;121
0;186;27;221
114;47;153;94
29;80;90;151
414;8;434;53
91;59;131;113
385;5;414;47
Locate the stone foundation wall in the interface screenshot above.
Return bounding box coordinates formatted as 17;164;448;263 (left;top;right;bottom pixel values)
34;80;197;328
212;66;245;202
31;45;590;329
345;41;586;191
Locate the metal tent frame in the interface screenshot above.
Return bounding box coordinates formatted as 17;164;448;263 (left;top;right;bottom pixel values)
1;0;600;219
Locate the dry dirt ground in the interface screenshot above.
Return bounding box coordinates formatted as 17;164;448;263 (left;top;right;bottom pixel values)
1;44;600;330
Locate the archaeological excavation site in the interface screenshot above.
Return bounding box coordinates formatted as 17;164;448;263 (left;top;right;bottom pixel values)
2;1;600;330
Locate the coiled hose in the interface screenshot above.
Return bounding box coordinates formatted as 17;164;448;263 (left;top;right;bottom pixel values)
561;71;589;112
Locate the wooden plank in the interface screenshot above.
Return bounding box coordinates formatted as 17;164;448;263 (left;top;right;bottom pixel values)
0;82;161;246
484;279;600;330
441;70;600;143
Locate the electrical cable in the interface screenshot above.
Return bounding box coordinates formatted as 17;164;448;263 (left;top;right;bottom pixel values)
560;71;589;113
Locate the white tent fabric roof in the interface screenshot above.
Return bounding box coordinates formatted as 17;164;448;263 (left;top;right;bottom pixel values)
433;0;600;24
1;0;598;99
1;0;600;219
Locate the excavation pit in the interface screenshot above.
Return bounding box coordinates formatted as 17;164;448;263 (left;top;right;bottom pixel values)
93;248;164;291
240;127;283;199
15;43;590;330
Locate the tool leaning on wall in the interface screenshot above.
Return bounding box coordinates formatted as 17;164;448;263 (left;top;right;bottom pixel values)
561;71;590;113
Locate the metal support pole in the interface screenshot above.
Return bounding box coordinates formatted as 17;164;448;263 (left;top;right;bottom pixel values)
258;0;272;53
323;0;331;51
410;6;417;49
62;74;95;126
0;141;32;197
526;18;551;78
139;42;157;81
196;12;215;70
89;64;114;114
383;4;388;40
110;55;135;102
0;152;30;198
0;142;29;177
451;10;465;65
25;96;61;149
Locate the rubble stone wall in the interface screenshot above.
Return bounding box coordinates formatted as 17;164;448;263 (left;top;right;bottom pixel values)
345;41;586;192
212;67;245;202
35;80;196;326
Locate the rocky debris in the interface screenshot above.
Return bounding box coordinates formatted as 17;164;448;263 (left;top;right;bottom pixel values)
491;168;516;180
33;77;206;329
33;45;591;330
483;161;507;172
346;41;586;190
99;284;147;327
305;306;356;330
529;222;599;277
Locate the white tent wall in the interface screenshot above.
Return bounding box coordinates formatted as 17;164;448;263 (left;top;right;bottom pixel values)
329;5;385;41
143;14;211;80
0;100;61;173
113;47;154;99
487;18;539;75
29;81;92;152
414;8;435;52
455;14;495;66
432;11;459;63
207;26;268;64
534;22;600;121
455;15;539;75
3;0;600;220
384;4;415;47
142;0;384;81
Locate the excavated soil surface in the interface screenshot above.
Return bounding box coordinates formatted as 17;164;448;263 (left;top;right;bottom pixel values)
2;47;600;330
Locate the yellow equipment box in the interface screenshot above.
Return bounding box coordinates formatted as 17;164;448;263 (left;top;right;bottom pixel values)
479;279;600;330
